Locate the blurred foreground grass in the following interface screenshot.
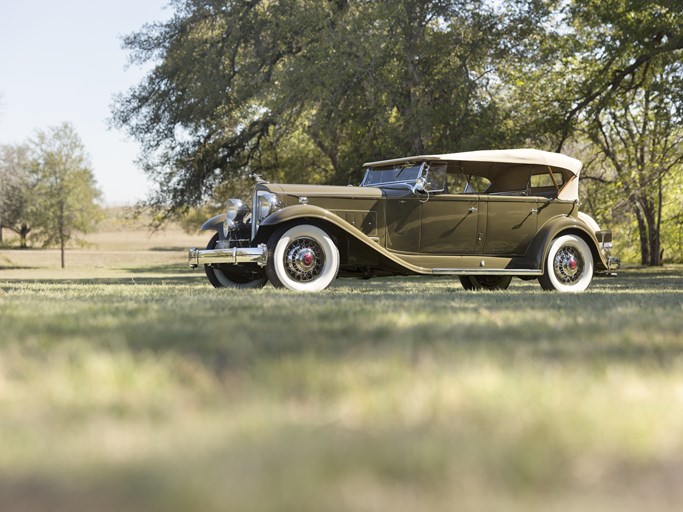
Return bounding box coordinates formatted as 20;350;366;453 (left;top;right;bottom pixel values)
0;260;682;511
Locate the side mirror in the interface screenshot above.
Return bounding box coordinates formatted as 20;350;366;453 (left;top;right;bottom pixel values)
412;176;426;194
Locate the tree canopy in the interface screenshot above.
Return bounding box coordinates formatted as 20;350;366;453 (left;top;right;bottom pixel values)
0;124;102;266
112;0;545;212
0;144;33;247
113;0;683;264
552;1;683;264
29;123;102;268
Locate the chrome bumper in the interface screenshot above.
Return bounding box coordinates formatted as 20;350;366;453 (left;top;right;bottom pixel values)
188;244;267;268
608;256;621;270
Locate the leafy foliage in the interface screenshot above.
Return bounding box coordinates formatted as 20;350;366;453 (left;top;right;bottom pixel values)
114;0;683;264
112;0;538;213
0;144;33;247
557;1;683;264
26;123;102;267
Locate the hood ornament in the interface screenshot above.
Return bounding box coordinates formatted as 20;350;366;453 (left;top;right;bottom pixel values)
250;173;268;184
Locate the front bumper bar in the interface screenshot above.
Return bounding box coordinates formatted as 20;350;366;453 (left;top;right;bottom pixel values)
188;244;267;268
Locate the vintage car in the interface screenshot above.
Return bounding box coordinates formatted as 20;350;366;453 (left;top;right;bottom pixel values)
188;149;618;292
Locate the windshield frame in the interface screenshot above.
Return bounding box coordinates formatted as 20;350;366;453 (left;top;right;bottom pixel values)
360;162;425;187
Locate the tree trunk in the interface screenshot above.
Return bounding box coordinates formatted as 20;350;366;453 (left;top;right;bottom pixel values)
405;35;424;155
19;224;30;249
307;128;342;182
399;5;425;156
59;200;66;268
641;197;662;267
633;203;649;265
655;176;663;265
0;224;3;243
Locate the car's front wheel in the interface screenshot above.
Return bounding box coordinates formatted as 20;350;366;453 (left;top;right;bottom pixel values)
204;233;267;289
538;234;594;292
266;224;340;291
459;275;512;290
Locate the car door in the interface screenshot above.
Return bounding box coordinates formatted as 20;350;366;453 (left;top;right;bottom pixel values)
419;194;479;254
384;189;422;252
479;196;542;255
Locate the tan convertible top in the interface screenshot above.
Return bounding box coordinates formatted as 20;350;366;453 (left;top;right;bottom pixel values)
364;149;582;201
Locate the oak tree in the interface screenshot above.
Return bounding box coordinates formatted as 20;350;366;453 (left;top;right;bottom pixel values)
112;0;535;214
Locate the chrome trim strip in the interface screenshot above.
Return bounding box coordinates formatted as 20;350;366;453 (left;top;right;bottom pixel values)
251;190;259;241
432;268;542;276
189;244;267;268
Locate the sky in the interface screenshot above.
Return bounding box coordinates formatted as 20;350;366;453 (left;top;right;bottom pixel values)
0;0;172;205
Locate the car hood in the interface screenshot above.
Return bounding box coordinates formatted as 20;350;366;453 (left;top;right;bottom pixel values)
264;183;383;199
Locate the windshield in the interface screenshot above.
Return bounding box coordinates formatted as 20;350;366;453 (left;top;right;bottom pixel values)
361;164;423;187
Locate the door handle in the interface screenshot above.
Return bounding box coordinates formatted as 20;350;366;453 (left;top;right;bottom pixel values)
468;207;478;213
530;208;538;214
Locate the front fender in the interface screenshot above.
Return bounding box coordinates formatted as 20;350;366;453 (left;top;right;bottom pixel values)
200;214;227;238
525;216;608;271
256;204;428;275
257;205;356;238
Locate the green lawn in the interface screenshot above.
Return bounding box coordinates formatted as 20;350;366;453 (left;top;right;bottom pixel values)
1;253;682;511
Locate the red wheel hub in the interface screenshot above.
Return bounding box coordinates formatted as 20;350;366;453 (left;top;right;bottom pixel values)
568;258;577;270
302;253;313;266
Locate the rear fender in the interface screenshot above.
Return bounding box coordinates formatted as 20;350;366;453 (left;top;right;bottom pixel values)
526;216;608;271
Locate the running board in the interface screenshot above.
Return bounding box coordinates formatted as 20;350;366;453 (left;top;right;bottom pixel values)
432;268;542;276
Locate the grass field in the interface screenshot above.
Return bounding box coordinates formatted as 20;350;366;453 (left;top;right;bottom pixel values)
1;221;682;511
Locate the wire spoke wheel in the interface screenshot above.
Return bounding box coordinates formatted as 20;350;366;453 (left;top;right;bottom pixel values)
267;224;340;292
284;237;325;282
553;246;584;285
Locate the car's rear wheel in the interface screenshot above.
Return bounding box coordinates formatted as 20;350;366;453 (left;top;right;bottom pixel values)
459;275;512;290
204;233;267;289
266;224;340;291
538;234;593;292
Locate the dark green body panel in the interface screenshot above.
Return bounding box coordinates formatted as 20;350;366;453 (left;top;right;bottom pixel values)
385;194;420;252
252;183;609;276
420;195;479;254
481;196;539;254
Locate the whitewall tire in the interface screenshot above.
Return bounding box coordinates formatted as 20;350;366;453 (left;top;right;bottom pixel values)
266;224;340;292
539;234;594;292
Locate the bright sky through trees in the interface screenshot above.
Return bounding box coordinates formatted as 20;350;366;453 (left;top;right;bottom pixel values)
0;0;171;204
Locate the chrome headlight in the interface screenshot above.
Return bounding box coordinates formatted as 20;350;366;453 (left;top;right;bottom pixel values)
257;192;281;220
252;190;283;239
224;199;249;232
